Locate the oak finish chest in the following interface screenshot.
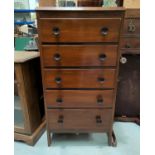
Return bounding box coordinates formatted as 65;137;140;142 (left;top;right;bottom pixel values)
37;7;125;146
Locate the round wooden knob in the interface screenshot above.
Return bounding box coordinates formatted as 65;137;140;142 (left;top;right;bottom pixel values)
56;98;63;104
97;77;105;83
55;77;62;84
101;27;109;36
99;54;106;61
97;98;104;105
54;53;61;61
52;27;60;36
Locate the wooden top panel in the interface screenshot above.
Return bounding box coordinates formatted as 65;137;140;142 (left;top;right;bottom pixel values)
36;7;125;12
14;51;40;63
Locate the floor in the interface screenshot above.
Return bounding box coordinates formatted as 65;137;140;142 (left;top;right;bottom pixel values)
14;122;140;155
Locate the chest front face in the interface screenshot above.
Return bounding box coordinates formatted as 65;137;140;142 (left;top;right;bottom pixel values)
37;7;125;146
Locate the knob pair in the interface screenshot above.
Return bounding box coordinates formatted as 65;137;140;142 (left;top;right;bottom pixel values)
53;53;106;61
52;27;109;36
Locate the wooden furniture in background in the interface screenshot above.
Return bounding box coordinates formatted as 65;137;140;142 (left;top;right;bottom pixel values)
115;8;140;120
39;0;56;7
14;52;45;145
116;54;140;117
37;7;125;146
120;9;140;54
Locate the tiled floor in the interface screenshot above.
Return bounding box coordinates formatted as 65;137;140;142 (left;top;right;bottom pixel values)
14;122;140;155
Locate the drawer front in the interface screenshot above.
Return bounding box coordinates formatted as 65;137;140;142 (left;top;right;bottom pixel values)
44;69;116;89
121;49;140;54
39;18;121;43
121;37;140;49
45;90;114;108
123;19;140;36
42;45;118;67
47;109;112;132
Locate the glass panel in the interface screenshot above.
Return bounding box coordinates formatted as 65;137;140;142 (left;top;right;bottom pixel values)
14;74;24;129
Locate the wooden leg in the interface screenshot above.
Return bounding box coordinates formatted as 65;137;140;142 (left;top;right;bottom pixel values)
107;131;112;146
47;130;52;146
107;130;117;147
111;130;117;147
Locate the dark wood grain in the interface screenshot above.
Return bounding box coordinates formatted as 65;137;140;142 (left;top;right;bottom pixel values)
39;18;121;43
42;45;118;67
116;55;140;117
47;109;112;132
45;90;114;108
44;69;116;89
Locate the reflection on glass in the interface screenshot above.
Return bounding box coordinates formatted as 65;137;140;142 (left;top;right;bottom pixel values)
14;76;24;128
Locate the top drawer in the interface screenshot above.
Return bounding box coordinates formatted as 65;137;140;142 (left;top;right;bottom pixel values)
38;18;121;43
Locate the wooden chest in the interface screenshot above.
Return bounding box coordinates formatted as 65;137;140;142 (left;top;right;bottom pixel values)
37;7;125;146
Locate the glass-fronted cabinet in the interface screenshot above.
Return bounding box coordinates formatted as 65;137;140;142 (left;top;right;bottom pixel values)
14;52;45;145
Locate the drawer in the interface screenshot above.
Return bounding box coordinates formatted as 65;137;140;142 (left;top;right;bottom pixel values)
44;69;116;89
121;37;140;49
42;45;118;67
123;19;140;36
121;49;140;54
47;109;112;132
39;18;121;43
45;90;114;108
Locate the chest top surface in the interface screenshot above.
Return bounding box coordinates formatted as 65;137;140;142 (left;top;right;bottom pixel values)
36;7;125;17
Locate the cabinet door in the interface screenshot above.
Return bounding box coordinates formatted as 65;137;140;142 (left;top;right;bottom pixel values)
115;55;140;117
14;80;24;131
14;64;31;134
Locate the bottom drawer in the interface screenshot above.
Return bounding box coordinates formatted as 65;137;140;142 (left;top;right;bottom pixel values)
47;109;112;132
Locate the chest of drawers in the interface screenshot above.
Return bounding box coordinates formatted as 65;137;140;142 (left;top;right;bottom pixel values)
37;7;125;146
